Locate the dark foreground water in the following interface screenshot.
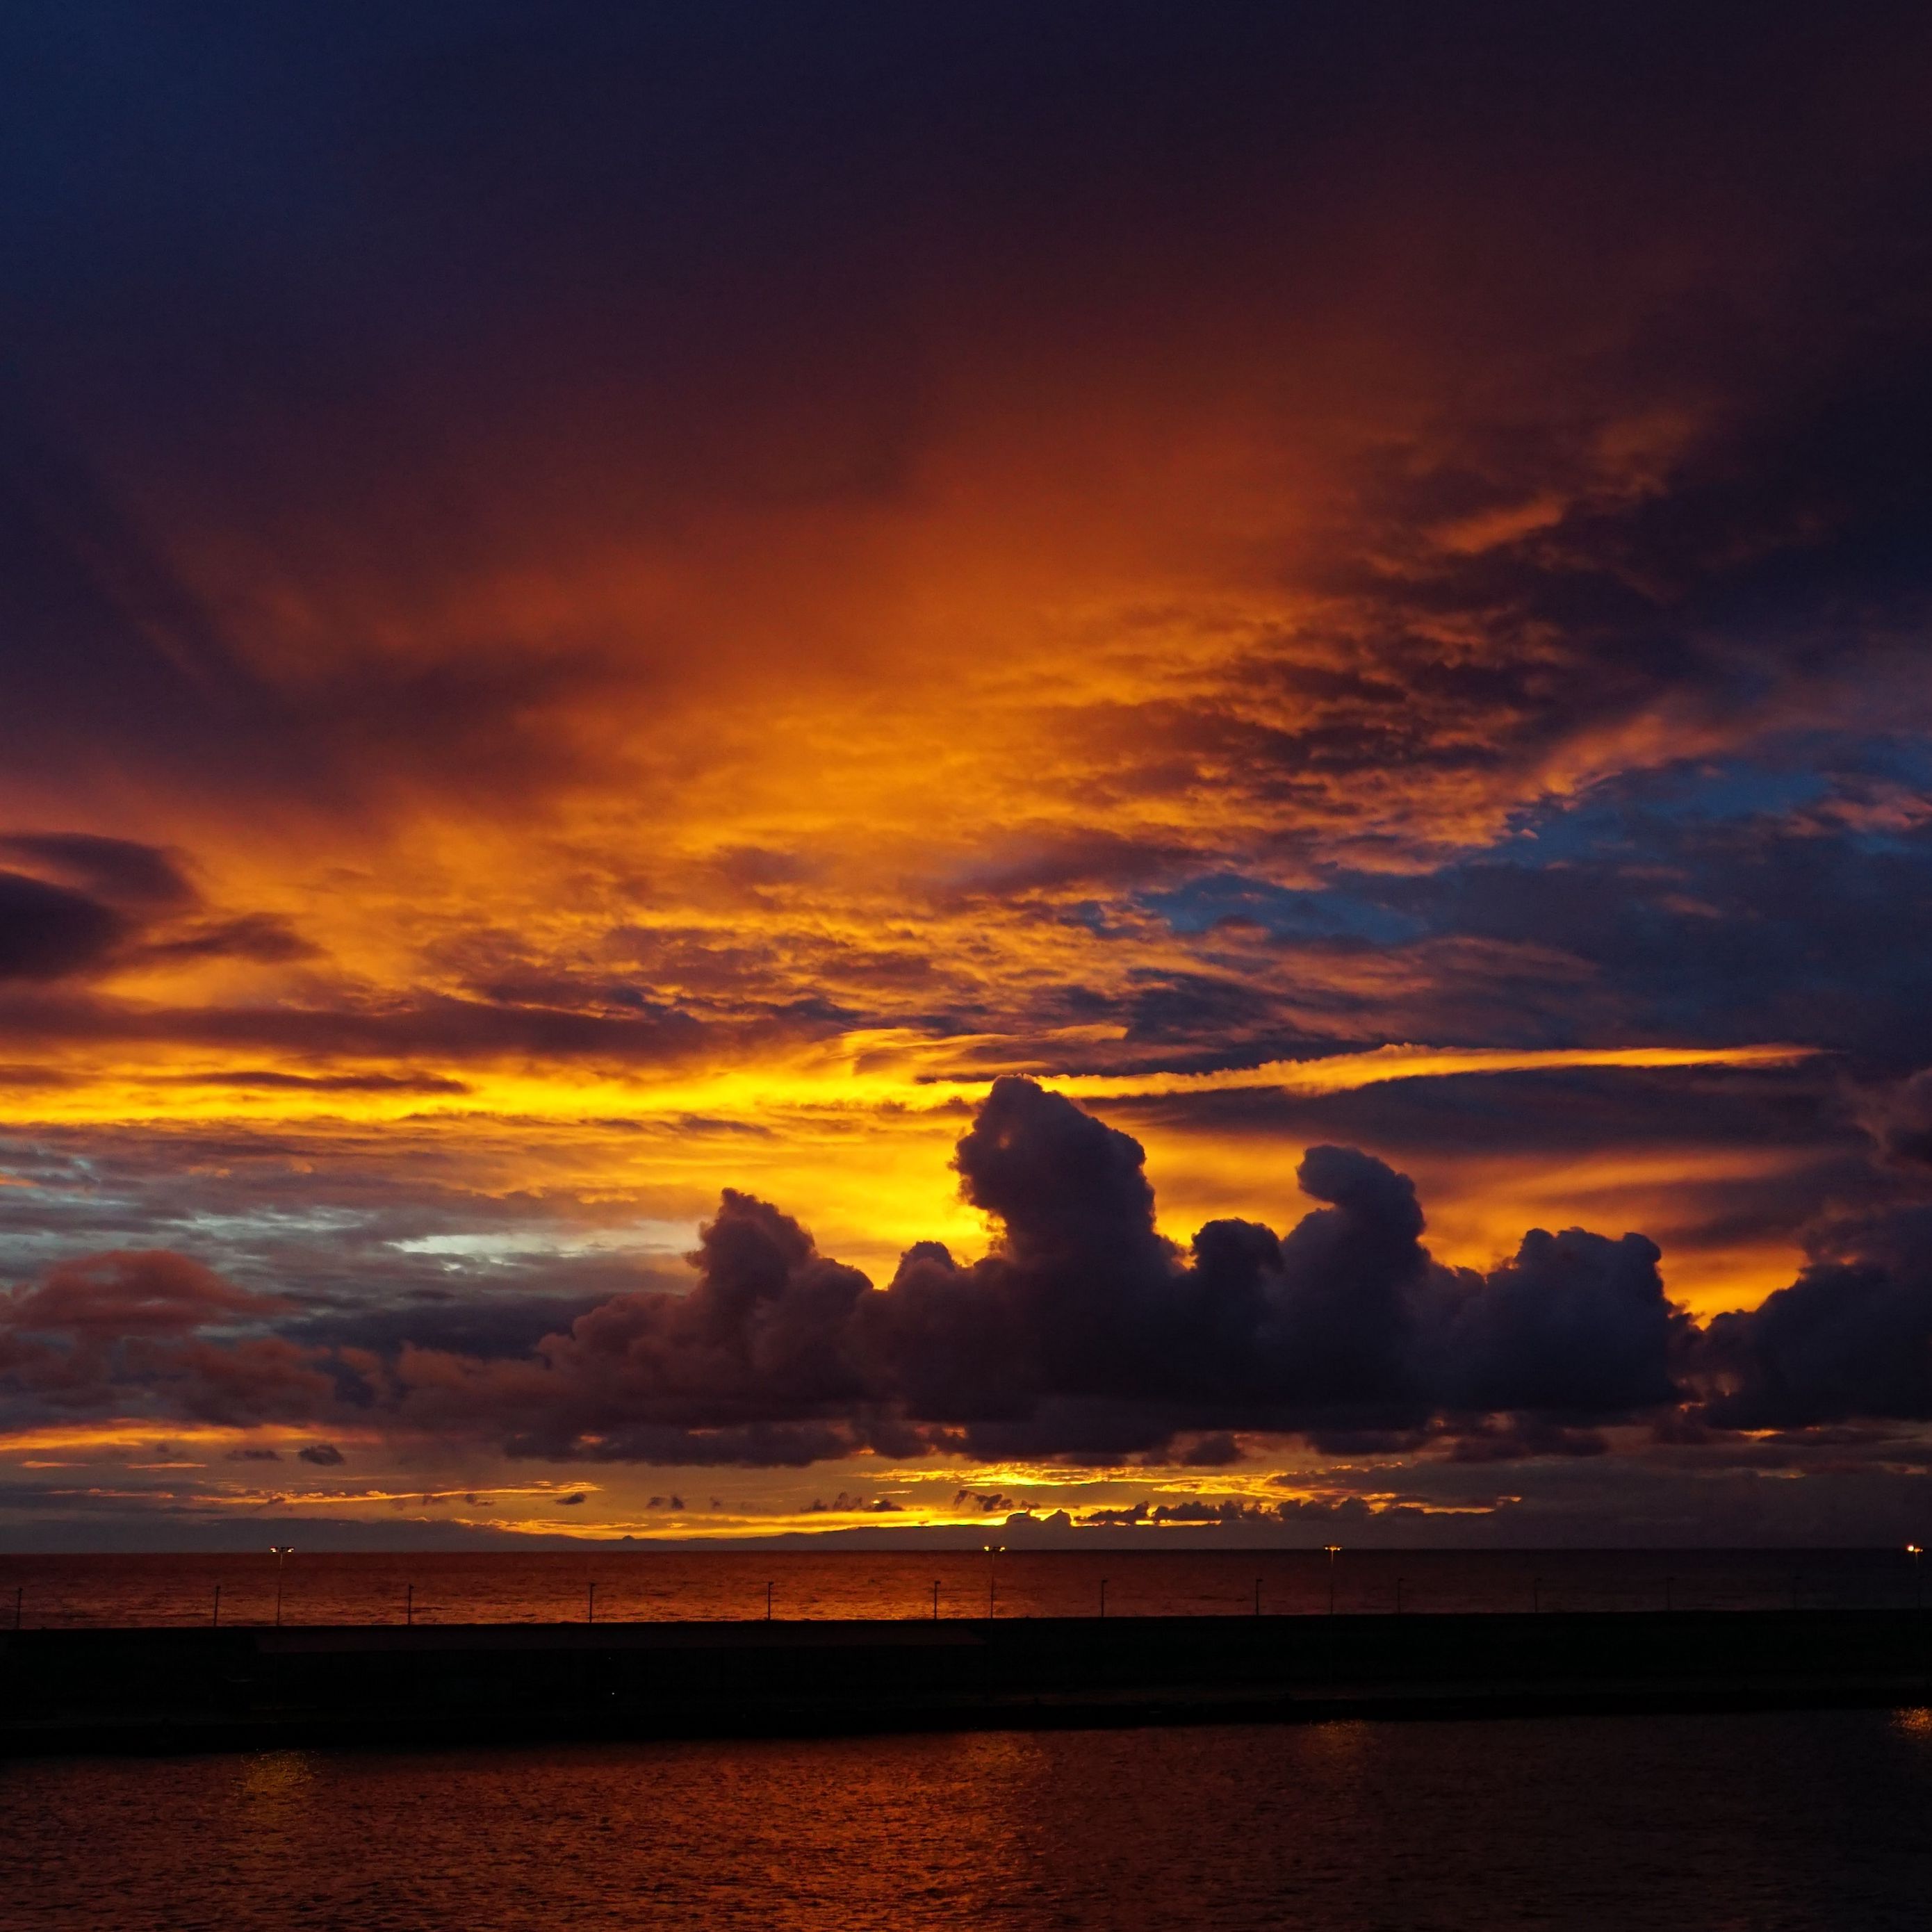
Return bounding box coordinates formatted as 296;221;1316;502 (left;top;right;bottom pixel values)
2;1546;1924;1627
6;1708;1932;1931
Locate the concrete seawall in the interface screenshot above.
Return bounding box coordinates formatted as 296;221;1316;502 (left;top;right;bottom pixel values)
5;1610;1929;1757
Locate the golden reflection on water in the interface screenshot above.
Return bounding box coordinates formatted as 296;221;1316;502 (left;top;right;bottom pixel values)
235;1750;318;1840
1889;1705;1932;1742
239;1751;315;1796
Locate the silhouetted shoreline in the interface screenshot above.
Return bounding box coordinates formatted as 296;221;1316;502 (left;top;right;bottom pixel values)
5;1609;1928;1758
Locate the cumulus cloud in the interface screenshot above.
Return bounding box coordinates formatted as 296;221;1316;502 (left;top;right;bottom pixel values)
1696;1206;1932;1429
10;1077;1932;1465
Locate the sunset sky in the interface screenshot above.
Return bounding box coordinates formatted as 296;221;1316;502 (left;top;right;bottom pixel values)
6;2;1932;1548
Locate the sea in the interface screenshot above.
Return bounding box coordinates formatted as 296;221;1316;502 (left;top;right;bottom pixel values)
0;1544;1923;1628
5;1709;1931;1930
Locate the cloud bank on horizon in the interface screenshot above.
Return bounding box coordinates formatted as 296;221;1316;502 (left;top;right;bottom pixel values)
3;2;1932;1543
8;1078;1932;1547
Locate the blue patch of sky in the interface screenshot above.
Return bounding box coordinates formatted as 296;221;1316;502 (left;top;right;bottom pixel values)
1140;875;1425;942
1498;733;1932;864
1499;760;1827;865
1145;735;1932;945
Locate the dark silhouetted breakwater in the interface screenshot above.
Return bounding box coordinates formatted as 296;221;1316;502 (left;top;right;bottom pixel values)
4;1609;1929;1757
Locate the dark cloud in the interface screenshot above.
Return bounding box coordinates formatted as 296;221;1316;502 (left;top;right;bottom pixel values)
806;1491;898;1514
1860;1069;1932;1170
955;1491;1020;1515
1414;1228;1683;1416
1384;809;1932;1067
286;1293;614;1364
0;981;813;1069
1697;1205;1932;1428
136;912;318;967
0;834;320;988
296;1441;344;1466
162;1068;471;1095
0;834;194;908
1442;1420;1612;1464
0;870;129;982
1085;1498;1284;1528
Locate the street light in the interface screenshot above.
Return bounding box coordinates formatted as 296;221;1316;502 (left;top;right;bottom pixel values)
983;1544;1005;1619
1323;1545;1341;1616
269;1546;294;1627
1909;1544;1924;1610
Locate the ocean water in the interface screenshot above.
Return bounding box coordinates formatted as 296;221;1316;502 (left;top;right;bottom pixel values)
0;1545;1922;1628
6;1708;1932;1930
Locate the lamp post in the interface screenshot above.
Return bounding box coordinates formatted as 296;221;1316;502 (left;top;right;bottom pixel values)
983;1544;1004;1619
1324;1545;1341;1616
1100;1577;1108;1620
1909;1544;1924;1610
269;1546;293;1627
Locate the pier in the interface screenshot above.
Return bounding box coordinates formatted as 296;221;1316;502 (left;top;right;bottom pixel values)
4;1608;1929;1757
